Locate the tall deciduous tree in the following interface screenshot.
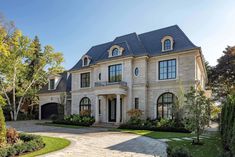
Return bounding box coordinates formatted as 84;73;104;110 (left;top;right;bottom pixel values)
208;46;235;101
0;19;64;120
184;87;211;144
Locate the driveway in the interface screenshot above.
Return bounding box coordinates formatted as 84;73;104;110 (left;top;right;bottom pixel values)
7;121;167;157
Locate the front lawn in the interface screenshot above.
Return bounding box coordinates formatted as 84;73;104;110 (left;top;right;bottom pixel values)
21;136;70;157
118;129;223;157
168;134;223;157
117;129;195;139
36;122;84;129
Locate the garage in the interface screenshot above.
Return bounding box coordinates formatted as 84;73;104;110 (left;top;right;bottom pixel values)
41;103;59;119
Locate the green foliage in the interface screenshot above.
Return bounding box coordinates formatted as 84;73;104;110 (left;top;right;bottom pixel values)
208;46;235;101
0;17;64;120
0;133;44;157
220;93;235;156
167;146;192;157
0;107;6;146
53;114;95;126
184;87;212;143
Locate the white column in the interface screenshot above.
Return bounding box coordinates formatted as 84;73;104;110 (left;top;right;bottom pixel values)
95;95;99;123
116;94;120;124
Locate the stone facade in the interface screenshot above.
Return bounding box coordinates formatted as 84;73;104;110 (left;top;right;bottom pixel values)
69;49;206;124
38;26;207;124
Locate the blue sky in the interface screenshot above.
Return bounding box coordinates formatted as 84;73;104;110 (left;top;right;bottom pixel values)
1;0;235;69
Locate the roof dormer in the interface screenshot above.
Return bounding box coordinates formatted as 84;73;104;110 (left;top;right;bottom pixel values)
161;36;174;52
82;55;91;67
48;74;61;90
108;45;124;58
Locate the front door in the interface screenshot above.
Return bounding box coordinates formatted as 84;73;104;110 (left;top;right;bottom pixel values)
108;99;116;122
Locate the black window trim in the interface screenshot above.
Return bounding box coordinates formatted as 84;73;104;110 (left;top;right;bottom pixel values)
49;79;55;90
80;72;90;88
158;59;177;80
108;64;122;83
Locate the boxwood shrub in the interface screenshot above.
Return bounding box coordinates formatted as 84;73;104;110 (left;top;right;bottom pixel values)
0;133;44;157
53;114;95;127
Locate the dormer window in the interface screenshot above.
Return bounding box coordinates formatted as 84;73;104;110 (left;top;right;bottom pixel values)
161;36;174;52
82;55;91;67
83;57;88;66
112;48;120;57
108;45;124;57
49;79;55;90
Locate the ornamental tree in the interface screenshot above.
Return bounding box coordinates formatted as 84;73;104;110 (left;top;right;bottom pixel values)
184;87;212;144
0;18;64;121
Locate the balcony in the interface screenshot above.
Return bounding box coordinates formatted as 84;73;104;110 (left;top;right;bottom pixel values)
94;81;128;95
95;81;127;87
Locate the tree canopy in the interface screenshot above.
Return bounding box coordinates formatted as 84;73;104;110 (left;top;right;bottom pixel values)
0;16;64;120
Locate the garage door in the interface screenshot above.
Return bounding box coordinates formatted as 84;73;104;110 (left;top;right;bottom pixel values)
41;103;59;119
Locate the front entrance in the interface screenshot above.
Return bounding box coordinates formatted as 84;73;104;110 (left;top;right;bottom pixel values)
108;98;123;123
108;99;116;122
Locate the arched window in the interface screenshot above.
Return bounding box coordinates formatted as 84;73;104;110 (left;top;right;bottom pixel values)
80;97;91;112
83;57;88;66
112;48;120;57
164;39;171;51
157;93;177;119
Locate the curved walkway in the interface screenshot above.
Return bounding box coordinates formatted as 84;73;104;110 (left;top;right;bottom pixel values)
7;121;167;157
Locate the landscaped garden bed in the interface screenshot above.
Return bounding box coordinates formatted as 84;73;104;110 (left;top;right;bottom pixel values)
52;112;95;127
0;132;44;157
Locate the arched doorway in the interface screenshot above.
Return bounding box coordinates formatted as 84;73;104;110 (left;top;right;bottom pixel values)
41;103;59;119
157;92;177;119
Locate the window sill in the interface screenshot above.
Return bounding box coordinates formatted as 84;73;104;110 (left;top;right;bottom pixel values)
157;78;178;82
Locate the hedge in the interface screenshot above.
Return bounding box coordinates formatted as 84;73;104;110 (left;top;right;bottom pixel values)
0;133;45;157
220;93;235;156
119;124;191;133
53;114;95;127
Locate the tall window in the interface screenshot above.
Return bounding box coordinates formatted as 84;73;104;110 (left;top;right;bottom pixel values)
157;93;177;119
49;79;55;90
80;97;91;112
134;98;139;109
83;57;88;66
99;99;101;115
81;72;90;88
164;39;171;51
112;48;120;57
159;59;176;80
108;64;122;82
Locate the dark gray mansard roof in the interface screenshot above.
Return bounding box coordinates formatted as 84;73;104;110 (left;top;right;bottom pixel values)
70;25;198;71
38;71;71;94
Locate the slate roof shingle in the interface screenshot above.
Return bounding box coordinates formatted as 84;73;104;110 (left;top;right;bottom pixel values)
70;25;198;71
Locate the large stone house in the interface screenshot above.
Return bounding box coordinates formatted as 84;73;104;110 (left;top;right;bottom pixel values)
38;25;207;124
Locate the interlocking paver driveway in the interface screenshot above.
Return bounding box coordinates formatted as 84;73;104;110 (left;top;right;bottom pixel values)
7;121;167;157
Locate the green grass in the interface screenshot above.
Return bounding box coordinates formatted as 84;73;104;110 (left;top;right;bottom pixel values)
168;134;223;157
21;136;70;157
36;122;84;129
117;129;223;157
116;129;195;139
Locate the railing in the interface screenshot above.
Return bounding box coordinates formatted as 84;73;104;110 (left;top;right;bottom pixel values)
95;81;127;87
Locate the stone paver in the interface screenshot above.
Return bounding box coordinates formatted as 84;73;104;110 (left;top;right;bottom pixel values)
181;137;193;140
7;121;167;157
158;139;172;142
171;138;183;141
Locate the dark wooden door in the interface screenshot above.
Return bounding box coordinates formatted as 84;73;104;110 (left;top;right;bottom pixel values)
108;99;116;122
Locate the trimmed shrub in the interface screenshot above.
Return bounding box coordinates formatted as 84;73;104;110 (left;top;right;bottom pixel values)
0;107;6;146
53;114;95;126
119;118;191;133
220;93;235;156
6;128;19;144
0;133;44;157
167;146;192;157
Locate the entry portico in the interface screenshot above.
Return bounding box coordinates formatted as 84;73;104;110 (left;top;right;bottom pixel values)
94;81;128;124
